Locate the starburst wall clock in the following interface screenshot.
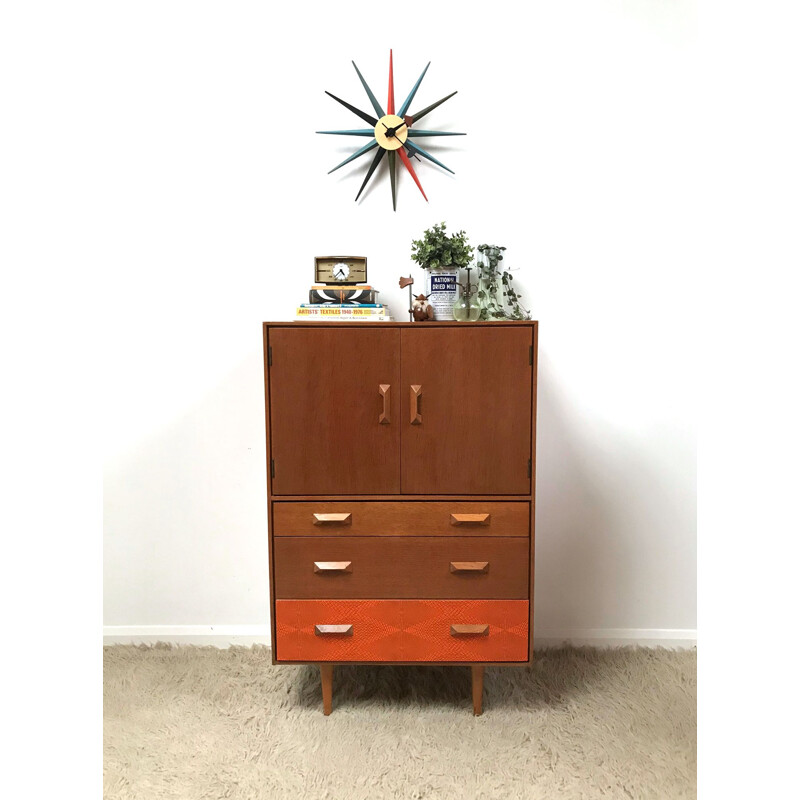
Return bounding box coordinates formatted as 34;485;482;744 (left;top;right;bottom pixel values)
317;50;465;211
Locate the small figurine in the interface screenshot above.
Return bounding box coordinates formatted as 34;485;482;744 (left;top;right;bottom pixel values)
411;293;435;322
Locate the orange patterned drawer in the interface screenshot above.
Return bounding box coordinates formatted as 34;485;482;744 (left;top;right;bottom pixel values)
275;599;529;663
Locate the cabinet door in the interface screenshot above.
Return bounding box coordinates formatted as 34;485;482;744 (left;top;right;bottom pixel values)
268;328;401;495
401;327;532;494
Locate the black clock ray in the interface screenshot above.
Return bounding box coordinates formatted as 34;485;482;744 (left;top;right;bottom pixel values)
324;91;378;126
388;150;398;211
355;148;386;202
407;130;466;138
404;91;458;127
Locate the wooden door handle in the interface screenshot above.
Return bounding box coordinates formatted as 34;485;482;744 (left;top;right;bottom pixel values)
379;384;391;424
450;624;490;637
313;561;352;573
312;513;352;526
410;385;422;425
450;513;491;526
315;624;353;637
449;561;489;574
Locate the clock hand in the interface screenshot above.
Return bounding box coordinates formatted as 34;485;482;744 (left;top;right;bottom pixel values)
382;120;408;139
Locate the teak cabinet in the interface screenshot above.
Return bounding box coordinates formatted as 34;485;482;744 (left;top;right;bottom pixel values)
263;321;538;714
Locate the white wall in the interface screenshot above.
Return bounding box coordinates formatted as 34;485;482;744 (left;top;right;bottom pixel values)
102;0;696;644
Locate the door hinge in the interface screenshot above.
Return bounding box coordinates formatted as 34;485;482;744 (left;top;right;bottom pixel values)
270;459;275;478
268;346;273;366
527;458;532;478
529;345;533;366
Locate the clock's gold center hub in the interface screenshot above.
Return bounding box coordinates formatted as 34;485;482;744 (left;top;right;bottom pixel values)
374;114;409;150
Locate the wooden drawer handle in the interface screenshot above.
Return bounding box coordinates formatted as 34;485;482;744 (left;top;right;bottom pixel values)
313;513;352;526
410;384;422;425
315;624;353;637
450;513;491;526
449;561;489;574
450;624;490;637
313;561;352;573
379;384;391;424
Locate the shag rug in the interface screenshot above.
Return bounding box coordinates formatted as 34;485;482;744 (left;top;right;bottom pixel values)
104;644;696;799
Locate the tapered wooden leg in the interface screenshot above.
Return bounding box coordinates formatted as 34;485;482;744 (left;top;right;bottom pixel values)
471;665;484;716
320;664;334;716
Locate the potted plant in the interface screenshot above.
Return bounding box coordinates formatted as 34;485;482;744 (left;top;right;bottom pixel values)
411;222;474;321
410;222;474;271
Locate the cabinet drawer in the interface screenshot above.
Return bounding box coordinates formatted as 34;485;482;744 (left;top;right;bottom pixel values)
272;502;529;537
275;599;529;662
274;537;528;599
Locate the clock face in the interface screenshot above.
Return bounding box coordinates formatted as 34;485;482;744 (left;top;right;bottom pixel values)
333;263;350;281
373;115;408;151
316;50;465;211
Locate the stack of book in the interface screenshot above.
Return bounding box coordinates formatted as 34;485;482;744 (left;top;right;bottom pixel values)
295;285;394;322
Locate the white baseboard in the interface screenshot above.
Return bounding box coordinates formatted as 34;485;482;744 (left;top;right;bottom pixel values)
103;626;272;648
103;625;696;650
533;628;696;649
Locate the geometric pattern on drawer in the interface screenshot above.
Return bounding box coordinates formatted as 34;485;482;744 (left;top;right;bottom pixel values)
276;600;404;662
401;600;529;662
275;599;529;663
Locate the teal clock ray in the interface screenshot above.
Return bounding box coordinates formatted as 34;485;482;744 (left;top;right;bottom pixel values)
316;50;465;210
352;61;385;118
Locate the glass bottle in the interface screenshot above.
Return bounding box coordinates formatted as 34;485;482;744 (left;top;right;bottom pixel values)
452;267;481;321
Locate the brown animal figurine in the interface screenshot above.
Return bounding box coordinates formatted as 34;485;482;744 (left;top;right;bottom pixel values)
411;293;435;322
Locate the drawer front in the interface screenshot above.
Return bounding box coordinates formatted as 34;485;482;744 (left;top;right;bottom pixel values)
272;501;529;537
275;599;529;662
274;537;528;599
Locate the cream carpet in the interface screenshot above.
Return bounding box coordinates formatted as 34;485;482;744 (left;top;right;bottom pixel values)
104;644;696;799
